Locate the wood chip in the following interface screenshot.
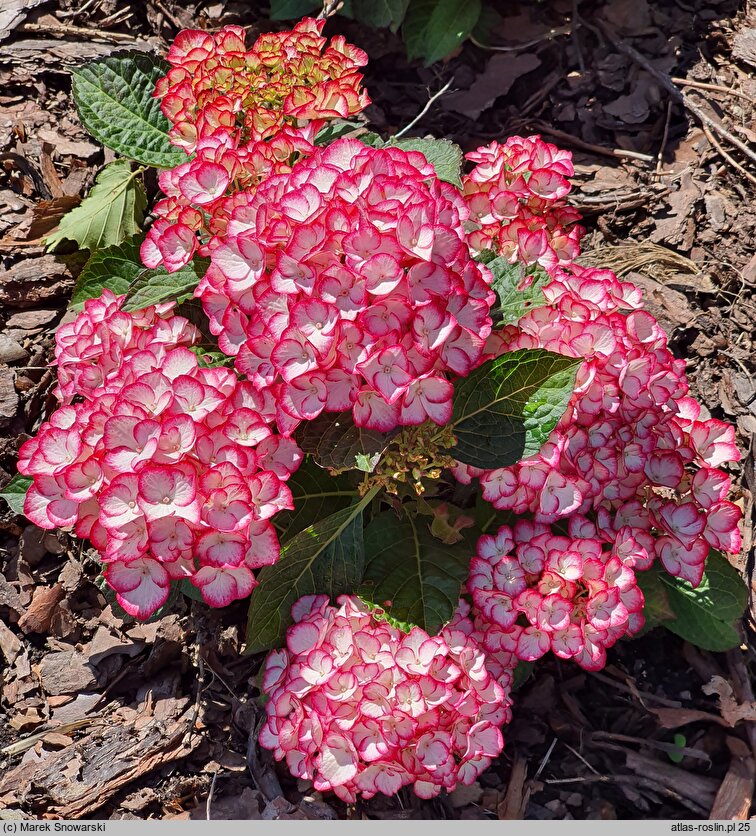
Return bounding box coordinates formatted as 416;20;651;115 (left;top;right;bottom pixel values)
709;753;755;820
5;309;58;330
36;650;99;696
0;702;200;817
0;618;22;664
18;584;64;635
0;255;74;308
0;367;18;424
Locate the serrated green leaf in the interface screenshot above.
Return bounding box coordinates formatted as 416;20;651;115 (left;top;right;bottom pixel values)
360;509;471;634
402;0;482;65
0;475;32;516
296;410;392;473
389;137;463;187
71;234;145;306
352;0;410;29
71;51;186;168
660;552;747;652
275;459;357;541
485;258;550;327
451;348;581;469
245;490;376;653
46;161;146;252
122;256;210;312
269;0;319;19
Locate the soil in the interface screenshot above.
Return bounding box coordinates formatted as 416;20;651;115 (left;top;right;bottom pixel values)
0;0;754;821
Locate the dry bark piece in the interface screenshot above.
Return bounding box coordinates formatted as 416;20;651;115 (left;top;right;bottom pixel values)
732;29;756;68
5;309;58;330
0;618;23;663
17;584;64;634
0;367;19;424
0;335;28;363
0;0;46;42
709;751;755;820
0;700;199;817
0;255;74;308
36;650;99;696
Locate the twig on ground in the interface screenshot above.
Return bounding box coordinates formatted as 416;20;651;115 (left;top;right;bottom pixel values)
701;122;756;187
19;21;137;42
588;669;683;708
656;100;673;174
206;769;220;820
470;25;571;53
671;77;754;101
394;78;455;139
529;121;655;162
533;737;558;779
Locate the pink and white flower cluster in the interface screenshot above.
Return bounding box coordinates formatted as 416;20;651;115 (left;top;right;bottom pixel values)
462;135;584;270
468;521;644;672
260;595;513;801
198;138;496;433
142;18;370;275
18;291;302;618
455;262;741;589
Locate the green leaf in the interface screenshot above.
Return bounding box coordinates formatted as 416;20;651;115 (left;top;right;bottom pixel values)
296;410;392;473
269;0;320;19
245;490;376;653
71;51;186;168
486;258;550;328
315;119;366;145
635;568;675;633
389;137;463;187
71;234;145;306
512;660;535;691
352;0;410;30
275;459;357;541
360;509;471;634
451;348;581;469
0;475;32;516
122;256;210;312
660;552;747;652
668;734;686;764
46;161;146;252
402;0;482;65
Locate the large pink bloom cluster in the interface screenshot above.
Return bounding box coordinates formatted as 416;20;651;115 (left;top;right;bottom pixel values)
17;291;302;618
198;138;496;434
468;521;644;672
142;18;370;275
260;595;513;802
462;135;584;269
455;263;741;588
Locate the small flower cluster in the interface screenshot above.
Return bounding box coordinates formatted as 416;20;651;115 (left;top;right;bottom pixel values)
156;19;369;149
200;138;496;434
18;292;302;618
468;522;644;672
142;19;370;274
260;595;513;801
462;136;584;270
455;262;742;588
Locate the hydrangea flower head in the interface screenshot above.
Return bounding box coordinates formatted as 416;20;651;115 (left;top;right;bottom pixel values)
200;137;496;435
260;595;513;801
18;293;302;619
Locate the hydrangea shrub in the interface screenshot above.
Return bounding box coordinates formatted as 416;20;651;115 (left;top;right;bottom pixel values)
3;18;746;802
